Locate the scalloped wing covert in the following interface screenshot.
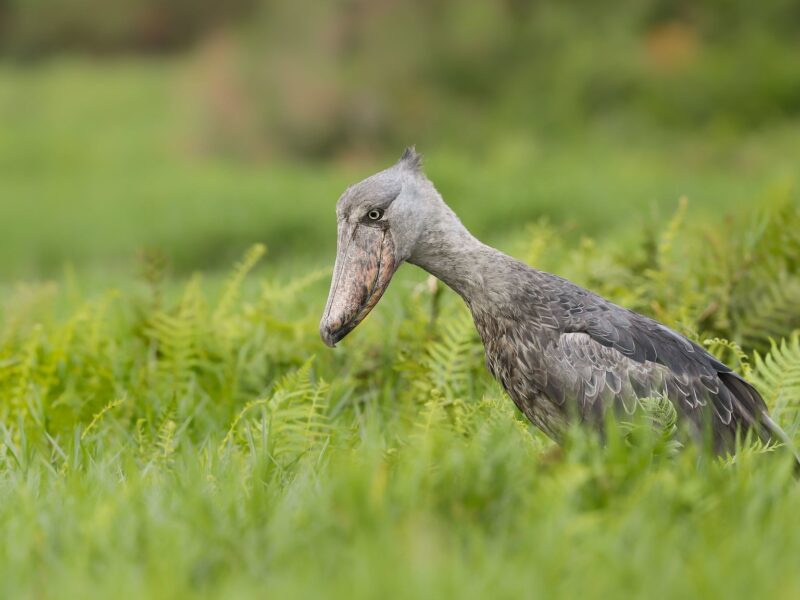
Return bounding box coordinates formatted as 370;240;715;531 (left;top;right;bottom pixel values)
473;267;771;448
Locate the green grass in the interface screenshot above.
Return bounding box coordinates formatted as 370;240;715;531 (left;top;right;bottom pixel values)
2;225;800;599
1;60;800;599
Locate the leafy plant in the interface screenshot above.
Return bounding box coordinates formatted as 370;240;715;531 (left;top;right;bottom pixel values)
0;192;799;599
751;332;800;432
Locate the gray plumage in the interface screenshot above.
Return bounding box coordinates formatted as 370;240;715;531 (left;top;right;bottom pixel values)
321;148;792;455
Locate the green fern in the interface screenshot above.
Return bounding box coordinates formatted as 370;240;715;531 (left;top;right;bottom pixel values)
733;274;800;353
222;359;332;468
213;243;267;323
412;398;447;443
144;275;206;397
521;219;561;267
654;195;689;276
619;395;682;456
727;198;800;352
424;310;480;399
703;337;751;378
720;438;783;468
156;414;178;466
259;268;328;307
81;397;125;440
750;331;800;427
5;323;43;428
395;307;483;436
137;247;169;312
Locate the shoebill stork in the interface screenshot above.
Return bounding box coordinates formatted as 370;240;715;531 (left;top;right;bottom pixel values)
320;148;795;457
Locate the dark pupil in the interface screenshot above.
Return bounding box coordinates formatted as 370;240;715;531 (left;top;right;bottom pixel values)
369;210;381;220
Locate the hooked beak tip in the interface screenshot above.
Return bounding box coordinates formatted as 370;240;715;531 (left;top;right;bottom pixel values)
320;317;360;348
319;321;342;348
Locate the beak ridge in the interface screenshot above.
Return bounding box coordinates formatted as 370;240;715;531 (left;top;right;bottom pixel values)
320;222;396;347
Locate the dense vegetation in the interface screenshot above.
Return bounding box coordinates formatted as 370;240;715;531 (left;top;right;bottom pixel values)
3;110;800;596
2;195;800;598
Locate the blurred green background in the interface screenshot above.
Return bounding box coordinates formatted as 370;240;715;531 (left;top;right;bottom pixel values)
1;0;798;281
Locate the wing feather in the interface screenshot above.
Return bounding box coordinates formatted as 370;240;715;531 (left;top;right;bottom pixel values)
479;268;788;453
550;286;772;444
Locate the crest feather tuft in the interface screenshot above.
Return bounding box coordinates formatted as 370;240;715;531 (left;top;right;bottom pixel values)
399;146;423;172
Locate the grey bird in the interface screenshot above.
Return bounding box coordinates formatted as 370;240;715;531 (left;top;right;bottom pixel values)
320;148;795;456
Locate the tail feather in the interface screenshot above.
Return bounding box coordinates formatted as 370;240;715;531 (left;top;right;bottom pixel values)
720;372;800;469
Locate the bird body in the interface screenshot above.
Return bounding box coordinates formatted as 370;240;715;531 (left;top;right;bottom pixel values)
320;148;791;456
467;261;766;448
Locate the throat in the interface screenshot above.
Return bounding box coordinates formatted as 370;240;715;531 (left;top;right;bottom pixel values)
408;223;514;305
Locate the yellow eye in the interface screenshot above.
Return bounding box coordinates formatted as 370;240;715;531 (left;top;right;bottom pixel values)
368;209;383;221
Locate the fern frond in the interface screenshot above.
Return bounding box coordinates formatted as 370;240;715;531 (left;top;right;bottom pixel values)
521;219;561;267
4;323;44;428
135;418;149;461
219;397;270;454
137;247;169;311
259;268;327;306
223;359;331;468
156;414;178;465
733;274;800;353
655;195;688;273
412;399;447;441
394;306;484;436
703;337;751;378
750;331;800;426
81;397;125;440
417;309;480;401
214;243;266;322
145;275;206;396
619;395;682;455
266;361;331;463
726;197;800;352
720;438;783;468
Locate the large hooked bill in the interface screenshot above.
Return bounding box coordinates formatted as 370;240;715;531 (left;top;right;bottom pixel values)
319;222;397;347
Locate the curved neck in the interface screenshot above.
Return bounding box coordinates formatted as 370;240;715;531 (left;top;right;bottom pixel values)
407;212;517;308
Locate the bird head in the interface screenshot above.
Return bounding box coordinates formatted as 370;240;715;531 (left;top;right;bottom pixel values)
319;147;437;347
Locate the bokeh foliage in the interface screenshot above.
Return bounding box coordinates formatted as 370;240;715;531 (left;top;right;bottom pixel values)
1;59;799;278
3;0;800;157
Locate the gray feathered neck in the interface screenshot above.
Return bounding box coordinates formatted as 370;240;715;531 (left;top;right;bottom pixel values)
407;176;527;311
